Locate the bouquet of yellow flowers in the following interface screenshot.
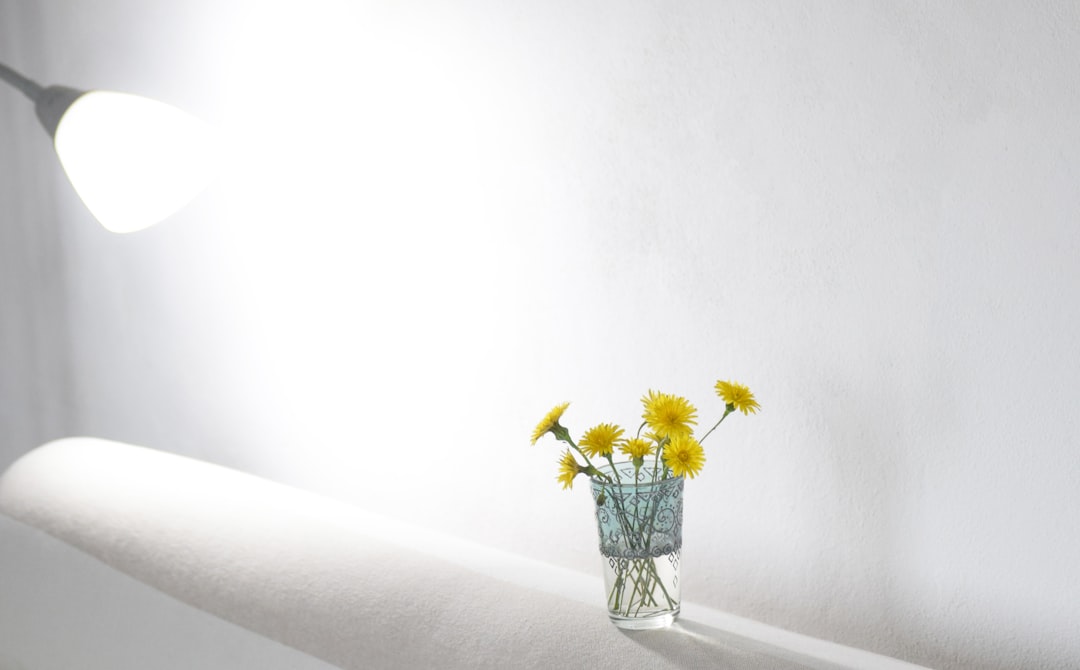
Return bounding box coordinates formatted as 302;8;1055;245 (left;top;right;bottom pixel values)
529;379;759;629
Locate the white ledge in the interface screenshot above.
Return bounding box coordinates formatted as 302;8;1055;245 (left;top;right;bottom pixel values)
0;438;929;670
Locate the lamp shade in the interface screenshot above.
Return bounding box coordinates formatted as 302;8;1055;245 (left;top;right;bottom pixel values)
50;90;217;233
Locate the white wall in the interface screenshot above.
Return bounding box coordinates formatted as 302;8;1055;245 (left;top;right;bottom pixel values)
3;1;1079;668
0;2;73;461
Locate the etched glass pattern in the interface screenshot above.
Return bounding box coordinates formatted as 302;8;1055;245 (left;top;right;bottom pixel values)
590;463;683;629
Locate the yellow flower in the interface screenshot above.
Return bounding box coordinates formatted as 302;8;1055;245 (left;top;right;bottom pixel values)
663;435;706;479
620;437;655;460
641;390;698;438
579;423;624;458
715;380;761;415
531;402;570;444
557;450;583;490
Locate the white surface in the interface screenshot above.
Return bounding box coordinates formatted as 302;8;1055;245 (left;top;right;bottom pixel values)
0;514;337;670
0;438;928;670
2;2;1080;669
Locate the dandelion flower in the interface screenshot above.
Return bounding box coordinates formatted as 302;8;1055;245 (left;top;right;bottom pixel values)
715;380;761;415
663;435;706;479
557;450;583;490
579;423;624;458
531;402;570;444
620;437;655;460
641;390;698;438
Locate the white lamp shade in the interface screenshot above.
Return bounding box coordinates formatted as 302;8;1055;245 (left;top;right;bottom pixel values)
52;91;217;233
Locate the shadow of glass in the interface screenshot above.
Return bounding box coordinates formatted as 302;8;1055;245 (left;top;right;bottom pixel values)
618;619;852;670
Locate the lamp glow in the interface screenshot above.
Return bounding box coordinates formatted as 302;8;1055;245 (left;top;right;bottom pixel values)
1;61;215;233
52;91;217;233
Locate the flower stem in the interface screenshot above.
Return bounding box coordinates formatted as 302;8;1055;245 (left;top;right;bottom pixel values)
554;428;611;482
605;454;623;485
698;407;733;444
651;436;669;482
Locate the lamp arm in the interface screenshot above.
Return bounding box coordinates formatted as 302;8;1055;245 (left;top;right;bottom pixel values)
0;60;87;139
0;61;44;101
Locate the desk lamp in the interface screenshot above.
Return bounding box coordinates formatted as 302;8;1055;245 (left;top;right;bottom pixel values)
1;60;215;233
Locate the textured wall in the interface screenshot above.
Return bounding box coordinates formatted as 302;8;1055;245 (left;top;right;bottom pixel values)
2;2;1079;668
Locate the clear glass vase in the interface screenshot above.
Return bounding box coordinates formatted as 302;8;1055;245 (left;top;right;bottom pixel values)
590;462;683;630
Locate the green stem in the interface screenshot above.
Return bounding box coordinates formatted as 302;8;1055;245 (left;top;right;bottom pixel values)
555;428;612;483
605;454;623;485
611;556;677;617
604;461;681;618
698;407;733;444
651;436;668;482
